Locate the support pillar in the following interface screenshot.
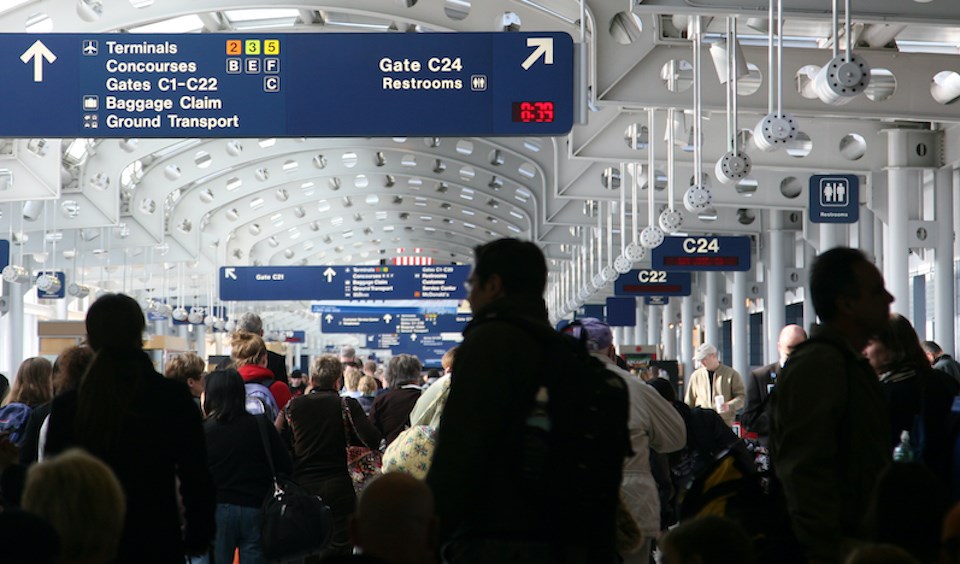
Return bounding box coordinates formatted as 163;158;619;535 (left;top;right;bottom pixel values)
819;223;848;252
681;296;694;368
635;301;647;344
935;166;956;352
732;271;749;381
704;272;720;347
613;327;625;349
5;280;26;374
887;167;913;317
803;240;817;329
767;214;787;362
195;325;207;361
647;304;662;349
859;206;876;263
662;301;676;360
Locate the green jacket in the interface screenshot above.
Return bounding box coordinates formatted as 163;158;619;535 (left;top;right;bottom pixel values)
770;325;891;562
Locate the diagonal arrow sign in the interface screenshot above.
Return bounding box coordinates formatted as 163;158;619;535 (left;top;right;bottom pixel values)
20;40;56;82
521;37;553;70
224;268;237;280
322;267;337;283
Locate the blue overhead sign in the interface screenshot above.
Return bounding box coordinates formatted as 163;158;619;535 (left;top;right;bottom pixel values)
651;236;752;272
220;265;469;301
606;297;637;327
36;271;66;300
614;269;692;296
809;174;859;223
576;304;605;320
0;240;8;270
322;312;471;334
0;32;573;137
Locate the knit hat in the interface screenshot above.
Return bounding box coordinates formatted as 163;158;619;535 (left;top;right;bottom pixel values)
564;317;613;352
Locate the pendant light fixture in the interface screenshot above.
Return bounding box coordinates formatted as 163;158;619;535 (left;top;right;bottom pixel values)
641;108;665;248
753;0;798;152
614;162;634;273
716;17;752;184
659;107;684;233
684;16;713;212
814;0;870;104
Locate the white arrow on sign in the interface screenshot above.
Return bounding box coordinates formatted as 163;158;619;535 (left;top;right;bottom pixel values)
224;268;237;280
322;267;337;283
20;40;57;82
521;37;553;70
410;333;418;341
383;314;393;324
325;314;334;323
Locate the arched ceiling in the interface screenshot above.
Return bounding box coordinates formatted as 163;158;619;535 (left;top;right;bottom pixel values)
0;0;957;333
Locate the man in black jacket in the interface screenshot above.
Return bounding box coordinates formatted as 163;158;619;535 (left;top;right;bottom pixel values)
922;341;960;393
427;238;619;563
742;324;807;443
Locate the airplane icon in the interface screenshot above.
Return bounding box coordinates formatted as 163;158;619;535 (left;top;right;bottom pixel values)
82;40;98;56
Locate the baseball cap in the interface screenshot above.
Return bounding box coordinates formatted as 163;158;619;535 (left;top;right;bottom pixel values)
564;317;613;352
694;343;718;361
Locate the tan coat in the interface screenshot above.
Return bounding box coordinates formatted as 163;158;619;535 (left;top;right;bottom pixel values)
683;363;745;426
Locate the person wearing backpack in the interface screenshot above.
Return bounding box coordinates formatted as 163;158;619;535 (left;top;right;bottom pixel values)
563;318;687;563
0;357;53;446
427;238;630;564
771;248;894;563
231;331;292;424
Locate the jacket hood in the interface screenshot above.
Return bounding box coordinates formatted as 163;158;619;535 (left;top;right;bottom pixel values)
237;364;274;383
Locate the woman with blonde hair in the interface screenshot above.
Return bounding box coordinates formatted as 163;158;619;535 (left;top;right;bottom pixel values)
230;330;292;420
0;357;52;446
22;448;126;564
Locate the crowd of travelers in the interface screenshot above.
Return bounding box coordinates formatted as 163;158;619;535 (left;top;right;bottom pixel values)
1;239;960;564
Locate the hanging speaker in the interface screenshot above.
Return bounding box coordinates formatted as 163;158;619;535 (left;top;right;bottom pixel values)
814;53;871;105
614;254;633;274
753;113;798;152
715;150;752;184
624;241;646;262
658;209;684;233
683;186;713;212
640;226;665;249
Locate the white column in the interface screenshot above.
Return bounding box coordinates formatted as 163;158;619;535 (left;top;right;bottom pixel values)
803;240;817;329
704;272;720;347
819;223;848;253
6;280;26;374
635;301;647;344
195;325;207;360
681;295;694;370
647;304;661;350
887;167;912;317
662;301;676;360
56;299;69;320
732;271;749;379
935;166;956;352
767;215;786;362
859;206;876;263
613;327;625;349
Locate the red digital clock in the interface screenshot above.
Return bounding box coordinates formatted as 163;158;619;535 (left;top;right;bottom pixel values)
512;101;555;123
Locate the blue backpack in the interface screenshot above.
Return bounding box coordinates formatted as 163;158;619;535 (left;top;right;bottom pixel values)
245;381;279;421
0;402;33;445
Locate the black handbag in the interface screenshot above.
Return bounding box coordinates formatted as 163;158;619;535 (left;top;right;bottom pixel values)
255;416;334;561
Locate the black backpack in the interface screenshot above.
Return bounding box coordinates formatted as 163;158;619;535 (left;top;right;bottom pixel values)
498;316;632;547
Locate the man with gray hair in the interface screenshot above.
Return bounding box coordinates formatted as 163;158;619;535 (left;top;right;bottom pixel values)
369;354;423;447
236;311;289;385
340;345;360;369
684;343;745;428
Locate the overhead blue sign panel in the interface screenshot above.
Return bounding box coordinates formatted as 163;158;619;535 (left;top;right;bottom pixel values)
651;236;752;272
0;240;8;271
220;265;469;301
614;269;692;296
1;32;573;137
606;297;637;327
322;312;471;334
36;271;66;300
576;304;605;320
809;174;859;223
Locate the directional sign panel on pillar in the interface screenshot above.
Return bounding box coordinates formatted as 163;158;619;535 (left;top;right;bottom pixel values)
219;265;469;301
321;312;472;334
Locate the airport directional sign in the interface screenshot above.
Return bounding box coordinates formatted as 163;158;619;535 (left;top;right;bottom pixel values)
322;312;472;334
614;269;692;296
2;32;573;137
651;236;752;272
0;240;8;271
219;265;469;301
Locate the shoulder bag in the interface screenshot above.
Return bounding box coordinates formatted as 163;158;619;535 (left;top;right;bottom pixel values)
341;398;383;493
256;415;334;561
